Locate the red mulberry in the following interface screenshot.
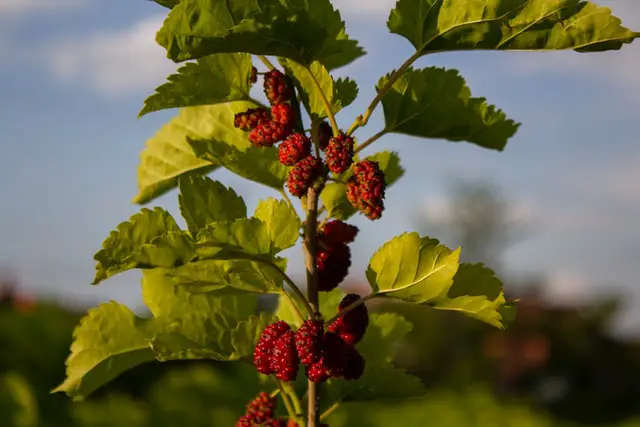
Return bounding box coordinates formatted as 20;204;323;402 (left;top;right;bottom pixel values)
295;320;324;365
325;133;354;174
279;133;311;166
271;103;295;126
287;155;324;198
264;69;292;105
344;347;365;380
249;66;258;84
346;160;386;220
234;107;271;131
317;243;351;292
317;120;332;150
328;294;369;345
235;392;277;427
253;321;290;375
319;220;359;247
249;121;291;147
272;330;299;382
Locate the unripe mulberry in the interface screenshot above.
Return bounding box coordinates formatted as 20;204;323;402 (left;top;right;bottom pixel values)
317;243;351;292
279;133;311;166
344;347;365;380
253;321;290;375
346;160;386;220
271;103;295;126
264;69;292;105
235;392;277;426
249;121;291;147
234;107;271;131
295;320;324;365
287;155;324;198
249;66;258;84
272;330;299;382
325;133;354;174
328;293;369;345
317;120;332;150
319;220;359;247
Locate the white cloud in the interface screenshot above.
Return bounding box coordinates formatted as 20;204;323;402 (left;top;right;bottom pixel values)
46;15;178;95
0;0;88;17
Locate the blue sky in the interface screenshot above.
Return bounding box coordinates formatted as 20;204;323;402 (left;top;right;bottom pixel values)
0;0;639;335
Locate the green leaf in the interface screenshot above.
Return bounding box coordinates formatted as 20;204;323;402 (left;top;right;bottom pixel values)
321;151;405;220
325;313;425;403
254;198;301;253
178;175;247;235
196;218;272;257
167;257;287;295
388;0;638;56
276;288;344;327
153;0;178;8
52;302;157;401
133;108;222;205
378;67;520;151
156;0;364;71
278;58;355;119
93;208;195;284
187;101;289;190
139;53;254;117
367;232;461;303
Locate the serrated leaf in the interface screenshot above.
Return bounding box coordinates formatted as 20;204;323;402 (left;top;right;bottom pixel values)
93;208;195;284
367;233;461;303
133;108;222;205
325;313;425;403
139;53;253;117
388;0;638;56
156;0;364;71
379;67;520;151
178;175;247;235
321;151;405;220
187;101;289;190
254;198;301;253
167;257;287;295
52;302;157;401
278;58;354;119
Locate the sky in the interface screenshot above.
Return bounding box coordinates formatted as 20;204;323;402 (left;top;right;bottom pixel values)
0;0;639;335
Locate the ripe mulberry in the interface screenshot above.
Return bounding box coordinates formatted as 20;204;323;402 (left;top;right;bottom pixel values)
344;347;365;380
272;330;299;382
249;66;258;84
271;103;295;126
253;321;290;375
325;133;354;174
328;294;369;345
346;160;386;220
317;120;332;150
317;243;351;292
319;220;359;247
305;332;351;383
236;392;277;427
295;320;324;365
249;121;291;147
279;133;311;166
234;107;271;131
264;69;292;105
287;155;324;198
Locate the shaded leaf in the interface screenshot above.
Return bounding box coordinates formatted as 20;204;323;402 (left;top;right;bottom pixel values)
388;0;638;56
153;0;178;8
196;218;272;257
139;53;254;117
254;198;301;253
52;302;157;401
178;175;247;235
157;0;364;71
334;77;358;110
321;151;405;220
378;67;520;151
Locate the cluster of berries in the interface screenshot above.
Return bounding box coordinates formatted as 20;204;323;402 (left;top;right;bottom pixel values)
234;67;386;219
235;392;291;427
317;220;358;292
253;294;369;384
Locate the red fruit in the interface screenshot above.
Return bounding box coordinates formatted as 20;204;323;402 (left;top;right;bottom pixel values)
249;121;291;147
234;107;271;131
295;320;324;365
264;69;292;105
271;103;295;126
320;332;351;378
317;120;332;150
319;220;359;247
346;160;386;220
279;133;311;166
272;330;299;382
325;133;354;174
328;294;369;345
317;243;351;292
236;392;278;426
287;155;324;198
254;321;291;375
344;347;365;380
249;66;258;84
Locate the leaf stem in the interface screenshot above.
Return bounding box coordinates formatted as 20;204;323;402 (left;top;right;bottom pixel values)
305;65;339;136
258;55;275;70
276;380;299;423
279;189;295;211
281;290;305;325
320;402;340;421
354;129;388;154
326;292;379;325
346;50;421;137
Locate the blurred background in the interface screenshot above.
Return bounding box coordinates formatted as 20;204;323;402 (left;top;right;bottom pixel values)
1;0;639;426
